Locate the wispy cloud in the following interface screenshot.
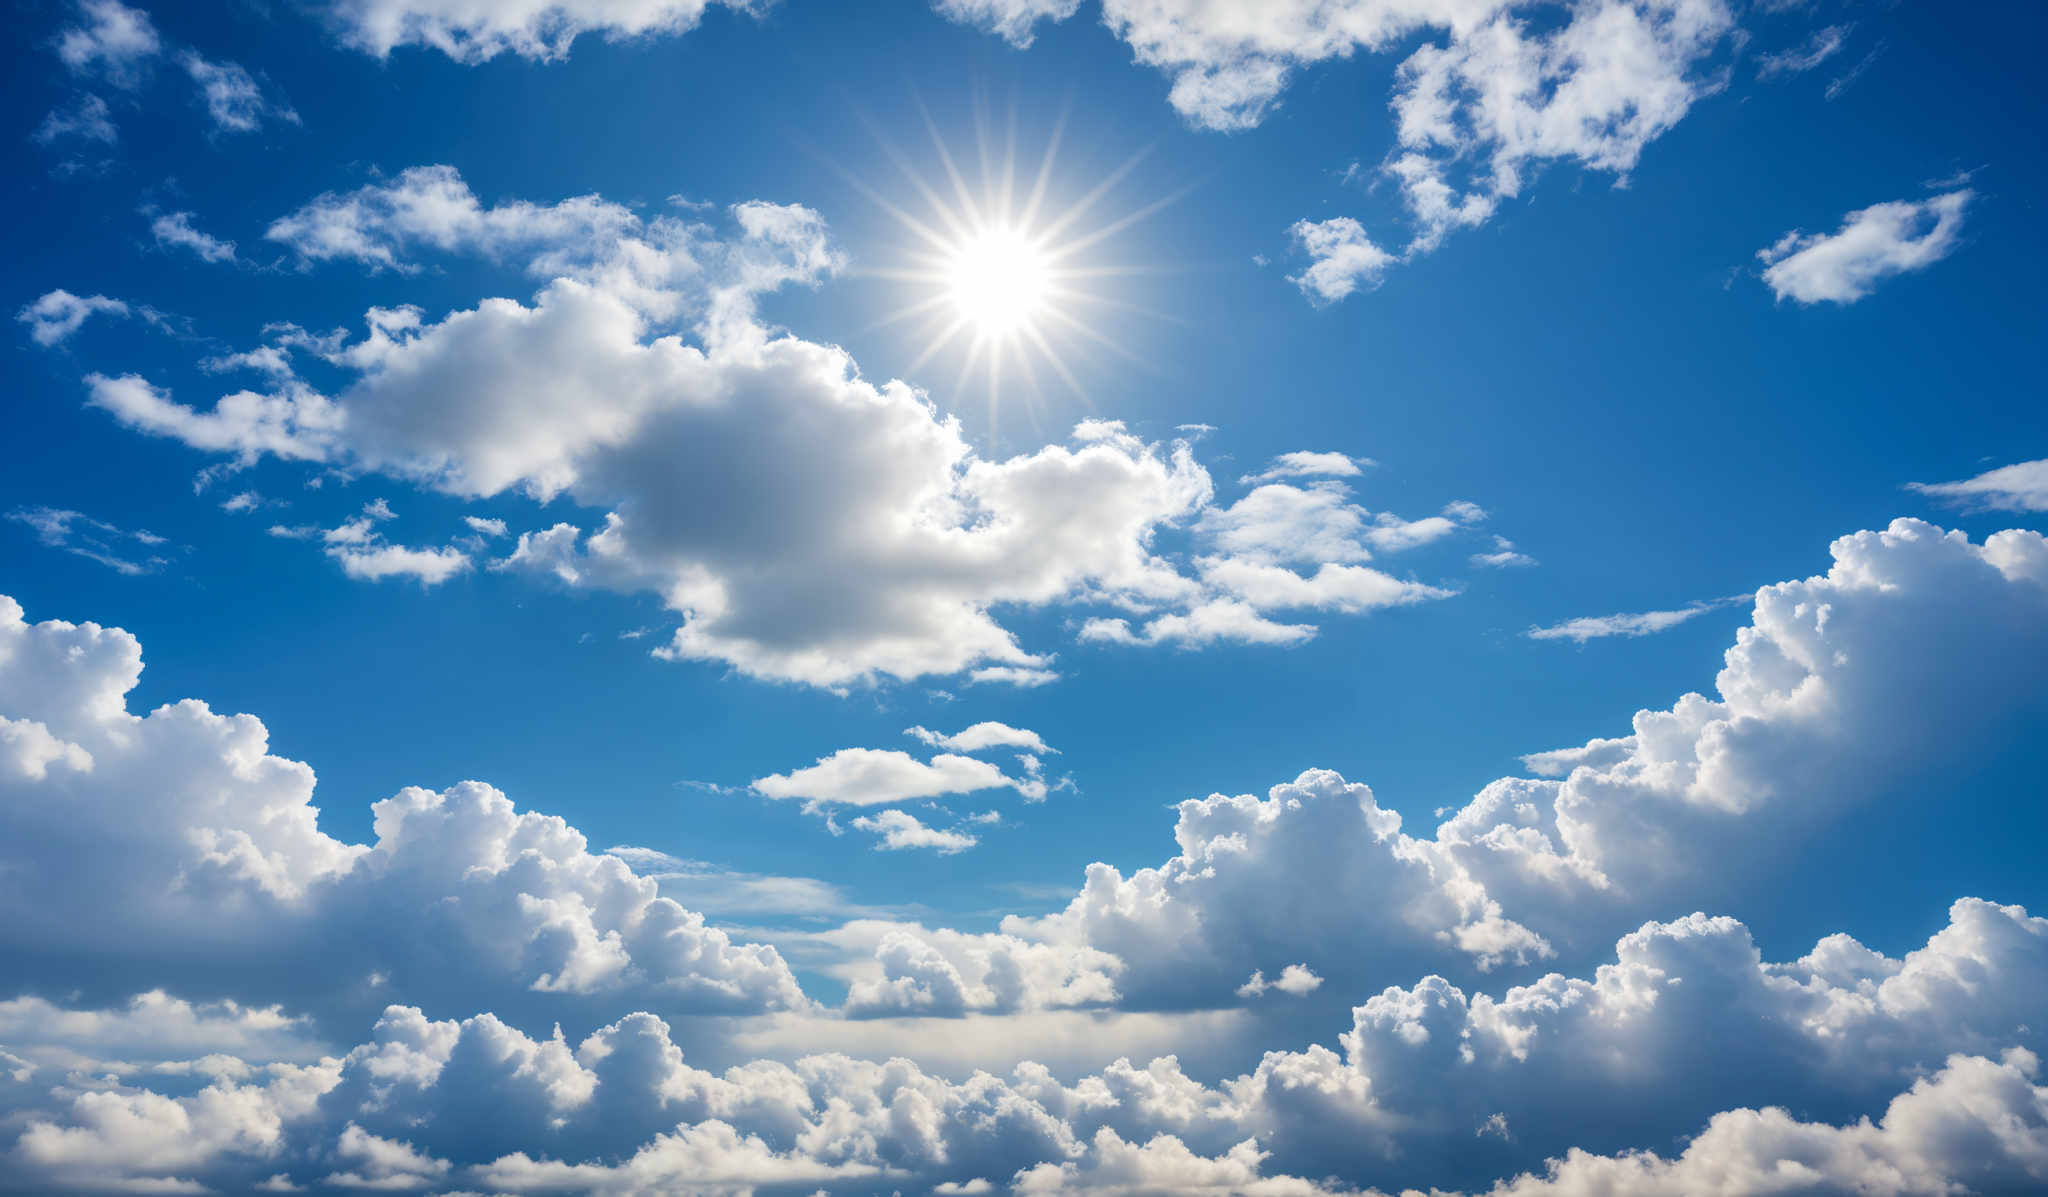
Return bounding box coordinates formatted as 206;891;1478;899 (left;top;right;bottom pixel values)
1527;595;1750;643
1909;459;2048;513
7;505;171;575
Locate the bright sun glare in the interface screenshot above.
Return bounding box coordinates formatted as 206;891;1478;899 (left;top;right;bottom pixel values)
853;104;1173;412
945;227;1053;335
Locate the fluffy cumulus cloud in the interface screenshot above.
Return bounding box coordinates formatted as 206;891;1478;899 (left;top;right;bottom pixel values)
1289;216;1394;304
1758;190;1972;304
320;0;759;62
0;594;807;1036
60;168;1478;687
1911;458;2048;513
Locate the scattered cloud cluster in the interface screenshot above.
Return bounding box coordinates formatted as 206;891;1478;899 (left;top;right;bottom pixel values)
751;722;1066;853
940;1;1741;283
37;0;294;145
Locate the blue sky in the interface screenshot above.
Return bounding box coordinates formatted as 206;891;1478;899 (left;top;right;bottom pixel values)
4;1;2048;1194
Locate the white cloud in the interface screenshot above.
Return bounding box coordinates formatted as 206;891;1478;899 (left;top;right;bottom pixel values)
1910;458;2048;513
17;289;128;346
1434;520;2048;966
320;0;757;63
1517;734;1633;778
752;748;1026;808
969;665;1062;687
151;210;238;263
202;345;297;380
464;515;510;537
1079;599;1320;648
86;371;342;465
849;809;981;855
1825;44;1883;101
1091;0;1518;133
1239;451;1372;485
1288;217;1394;304
5;525;2048;1182
6;505;168;575
180;52;297;133
265;164;645;274
1471;535;1536;568
1526;594;1746;641
946;1;1735;269
330;542;470;585
1755;22;1850;78
868;519;2048;1019
34;93;118;145
0;593;808;1032
932;0;1081;48
906;721;1057;756
1758;190;1971;304
54;0;161;88
0;991;327;1077
1236;964;1324;998
1387;0;1737;255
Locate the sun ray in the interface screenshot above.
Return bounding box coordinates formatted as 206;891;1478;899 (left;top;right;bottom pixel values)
857;104;1176;428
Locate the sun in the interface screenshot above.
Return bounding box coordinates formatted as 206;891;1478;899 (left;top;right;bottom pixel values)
849;104;1175;414
945;226;1053;336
